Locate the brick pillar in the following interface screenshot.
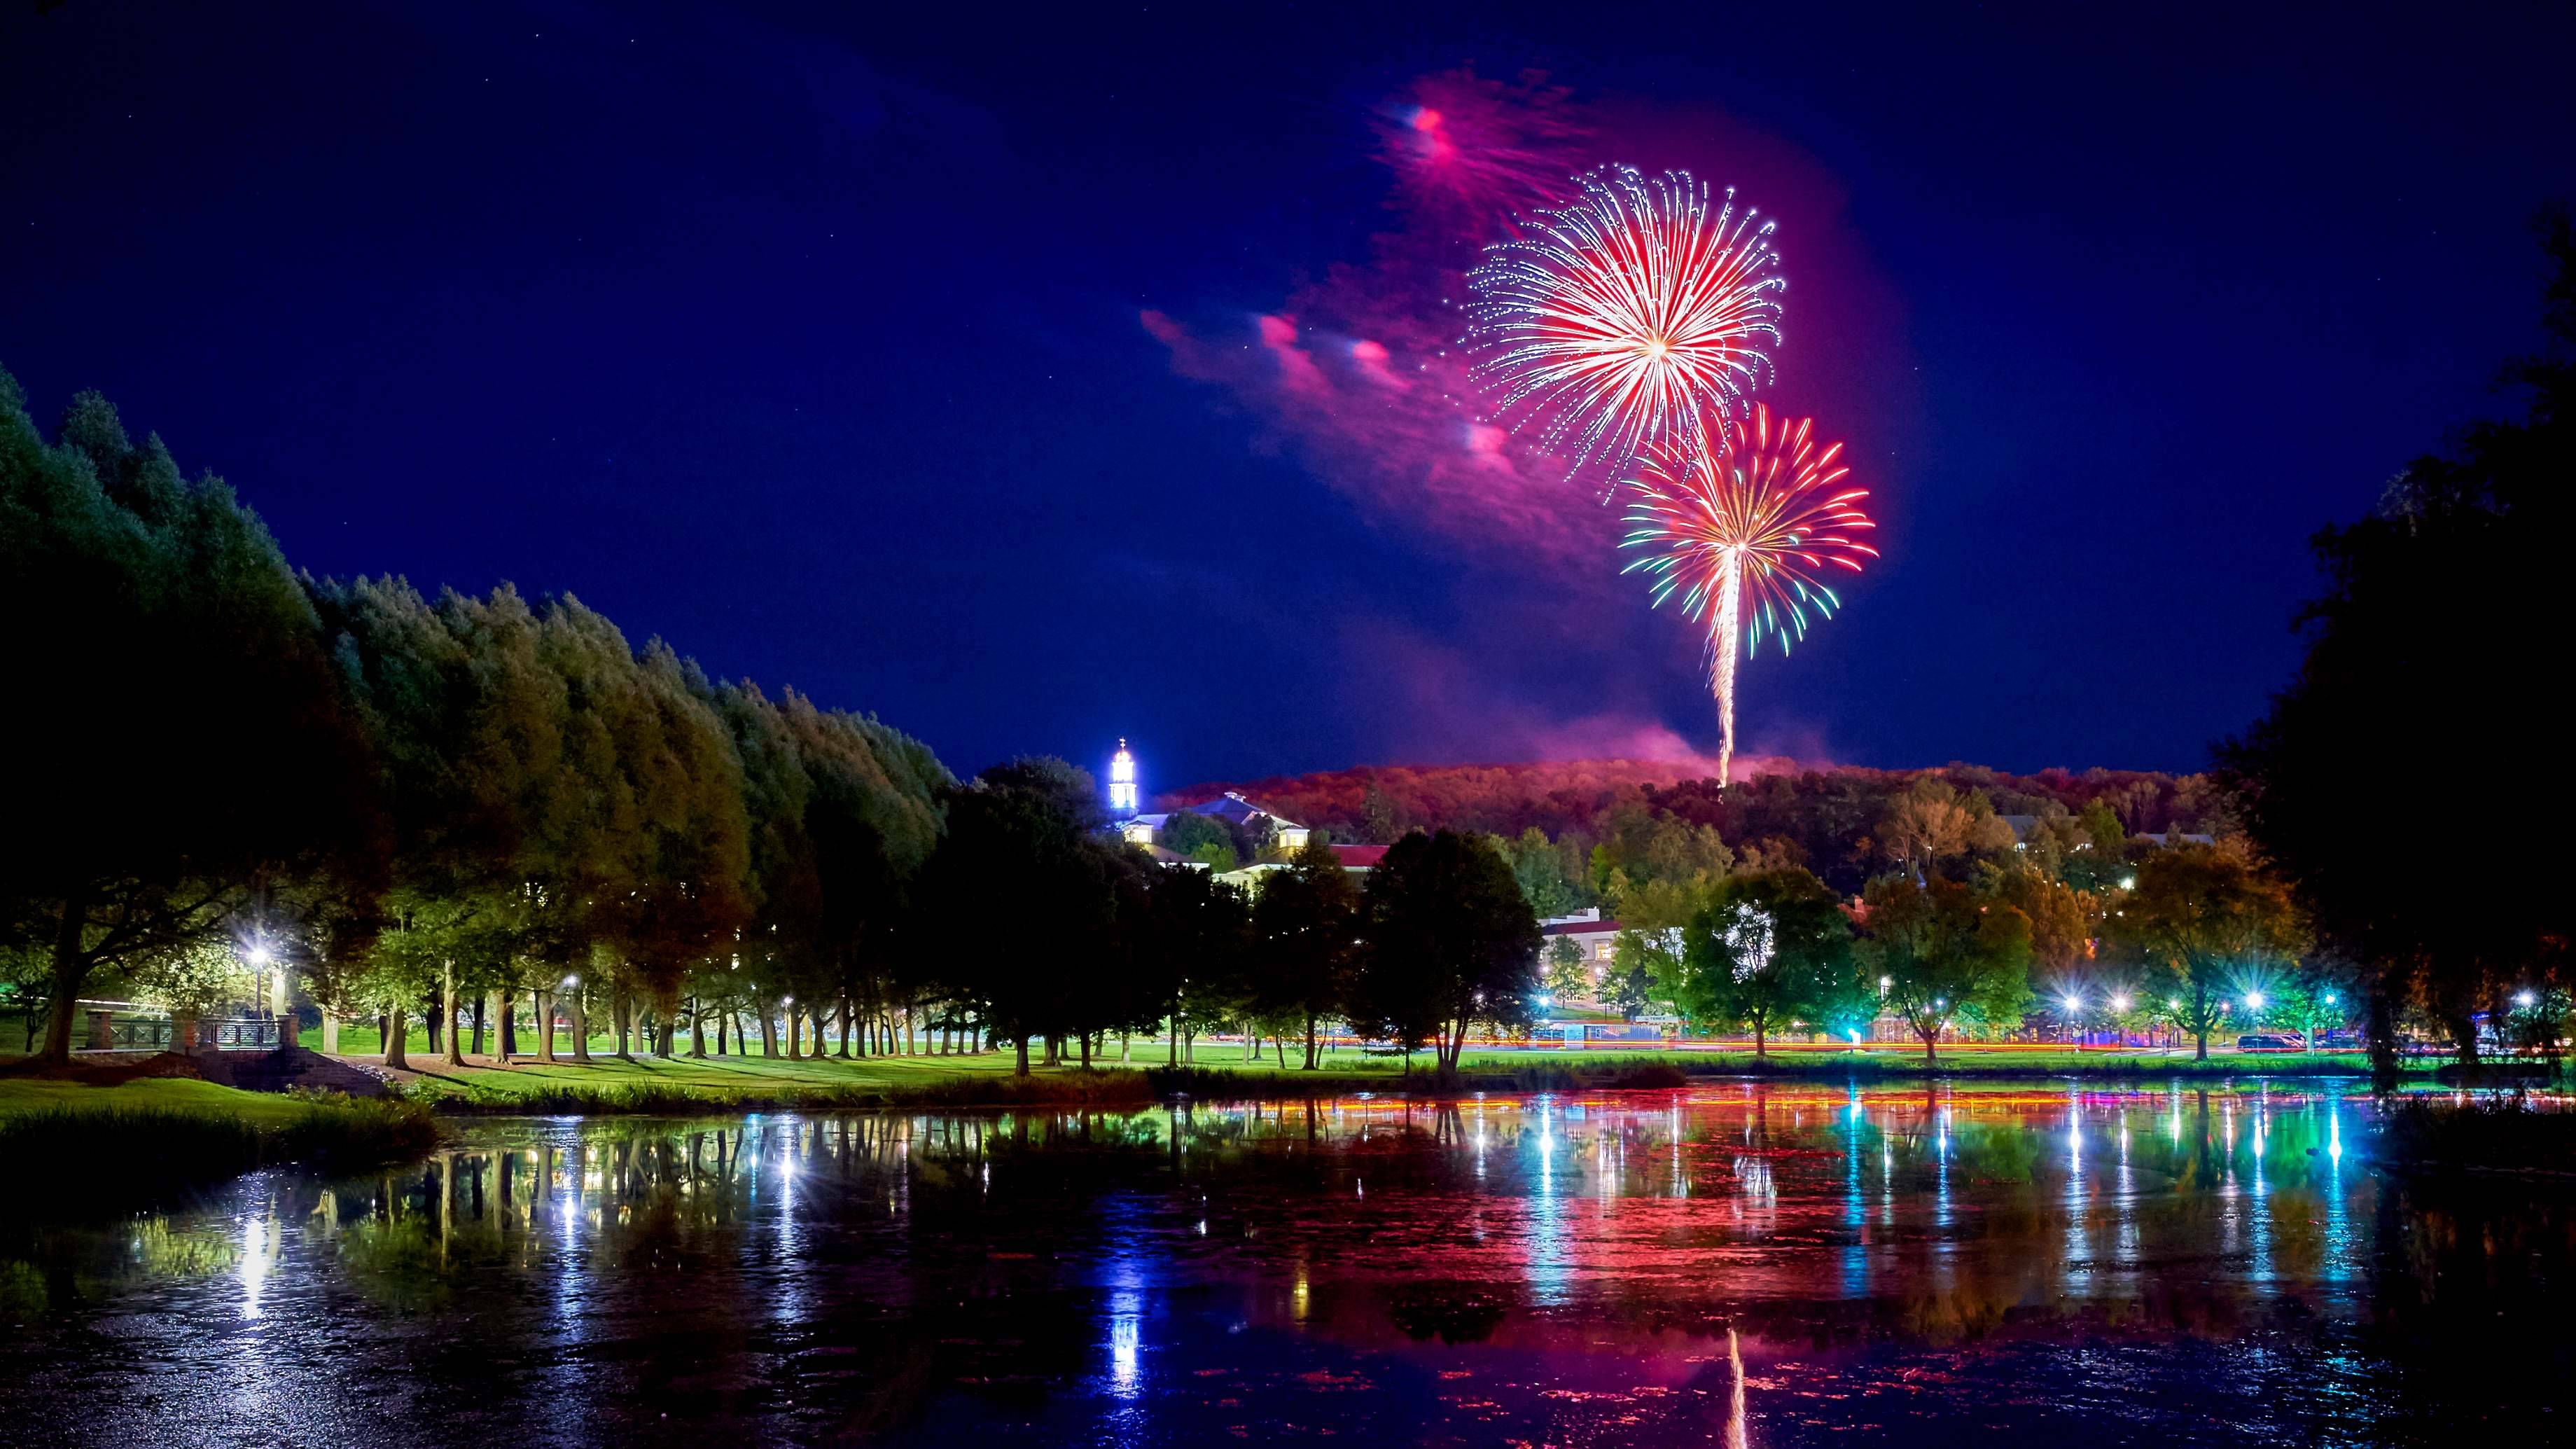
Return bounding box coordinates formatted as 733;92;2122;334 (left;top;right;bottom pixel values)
86;1009;113;1051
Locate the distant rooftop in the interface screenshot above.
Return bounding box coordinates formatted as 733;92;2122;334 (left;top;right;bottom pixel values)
1542;917;1623;936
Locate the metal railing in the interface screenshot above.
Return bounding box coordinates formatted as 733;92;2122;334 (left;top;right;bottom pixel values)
78;1010;286;1053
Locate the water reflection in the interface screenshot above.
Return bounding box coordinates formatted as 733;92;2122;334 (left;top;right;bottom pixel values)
0;1085;2566;1445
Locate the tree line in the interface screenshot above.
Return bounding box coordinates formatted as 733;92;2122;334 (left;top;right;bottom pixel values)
0;367;1552;1074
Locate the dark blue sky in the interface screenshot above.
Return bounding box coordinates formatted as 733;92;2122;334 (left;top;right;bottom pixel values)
6;3;2570;792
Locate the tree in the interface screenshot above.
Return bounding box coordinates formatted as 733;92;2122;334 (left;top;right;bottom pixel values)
1877;778;1972;879
1602;933;1660;1022
1676;868;1853;1058
1249;835;1362;1068
2110;841;2306;1061
0;377;381;1062
1608;874;1711;1022
782;694;945;1058
1984;862;2096;979
128;936;248;1046
1349;831;1542;1071
1858;875;2033;1065
1360;781;1400;843
1544;936;1589;1001
2267;957;2360;1050
588;643;752;1057
2222;210;2571;1076
1503;827;1582;919
1160;811;1237;872
917;758;1116;1075
1139;861;1253;1065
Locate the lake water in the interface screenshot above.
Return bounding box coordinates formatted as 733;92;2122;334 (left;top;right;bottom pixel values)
0;1084;2565;1446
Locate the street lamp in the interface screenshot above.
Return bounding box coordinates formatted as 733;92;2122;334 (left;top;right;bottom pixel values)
2516;990;2537;1009
2244;990;2266;1011
243;944;277;1017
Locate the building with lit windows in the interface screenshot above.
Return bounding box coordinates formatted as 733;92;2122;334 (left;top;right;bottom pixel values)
1540;910;1624;976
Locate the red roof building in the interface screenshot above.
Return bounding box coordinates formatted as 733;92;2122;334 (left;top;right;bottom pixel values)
1328;843;1388;871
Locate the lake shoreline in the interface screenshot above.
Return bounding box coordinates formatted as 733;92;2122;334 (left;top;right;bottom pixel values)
6;1060;2570;1214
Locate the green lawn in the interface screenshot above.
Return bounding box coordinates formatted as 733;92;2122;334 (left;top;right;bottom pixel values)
0;1074;354;1125
0;1037;2397;1124
288;1035;2394;1104
390;1048;1045;1099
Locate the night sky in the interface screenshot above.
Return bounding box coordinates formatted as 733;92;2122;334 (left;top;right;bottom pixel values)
7;4;2570;792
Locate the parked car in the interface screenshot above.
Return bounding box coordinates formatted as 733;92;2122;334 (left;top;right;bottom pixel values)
2311;1028;2362;1050
2236;1032;2306;1053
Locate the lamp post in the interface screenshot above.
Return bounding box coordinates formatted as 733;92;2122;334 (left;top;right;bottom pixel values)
562;973;587;1063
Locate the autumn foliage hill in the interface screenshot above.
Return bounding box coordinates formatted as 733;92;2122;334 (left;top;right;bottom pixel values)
1164;758;2230;873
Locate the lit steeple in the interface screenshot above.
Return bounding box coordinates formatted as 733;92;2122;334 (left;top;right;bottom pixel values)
1108;738;1139;815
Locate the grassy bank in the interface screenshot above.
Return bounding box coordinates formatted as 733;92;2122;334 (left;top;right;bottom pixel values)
0;1078;442;1215
333;1041;2397;1113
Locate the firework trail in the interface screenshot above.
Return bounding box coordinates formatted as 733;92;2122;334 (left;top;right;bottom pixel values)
1466;165;1784;488
1620;403;1876;784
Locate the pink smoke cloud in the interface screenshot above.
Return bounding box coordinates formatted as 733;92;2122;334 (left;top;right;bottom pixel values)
1331;615;1816;782
1255;314;1328;395
1349;338;1406;390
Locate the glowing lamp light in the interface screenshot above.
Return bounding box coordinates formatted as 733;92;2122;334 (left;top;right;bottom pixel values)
2168;997;2183;1011
2243;991;2266;1011
2323;992;2338;1006
561;975;579;989
1846;1029;1862;1044
2118;876;2136;890
2061;994;2082;1013
246;945;273;968
2111;994;2131;1011
2516;990;2537;1008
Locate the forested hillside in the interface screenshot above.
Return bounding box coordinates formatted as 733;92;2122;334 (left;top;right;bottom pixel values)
1167;760;2233;896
